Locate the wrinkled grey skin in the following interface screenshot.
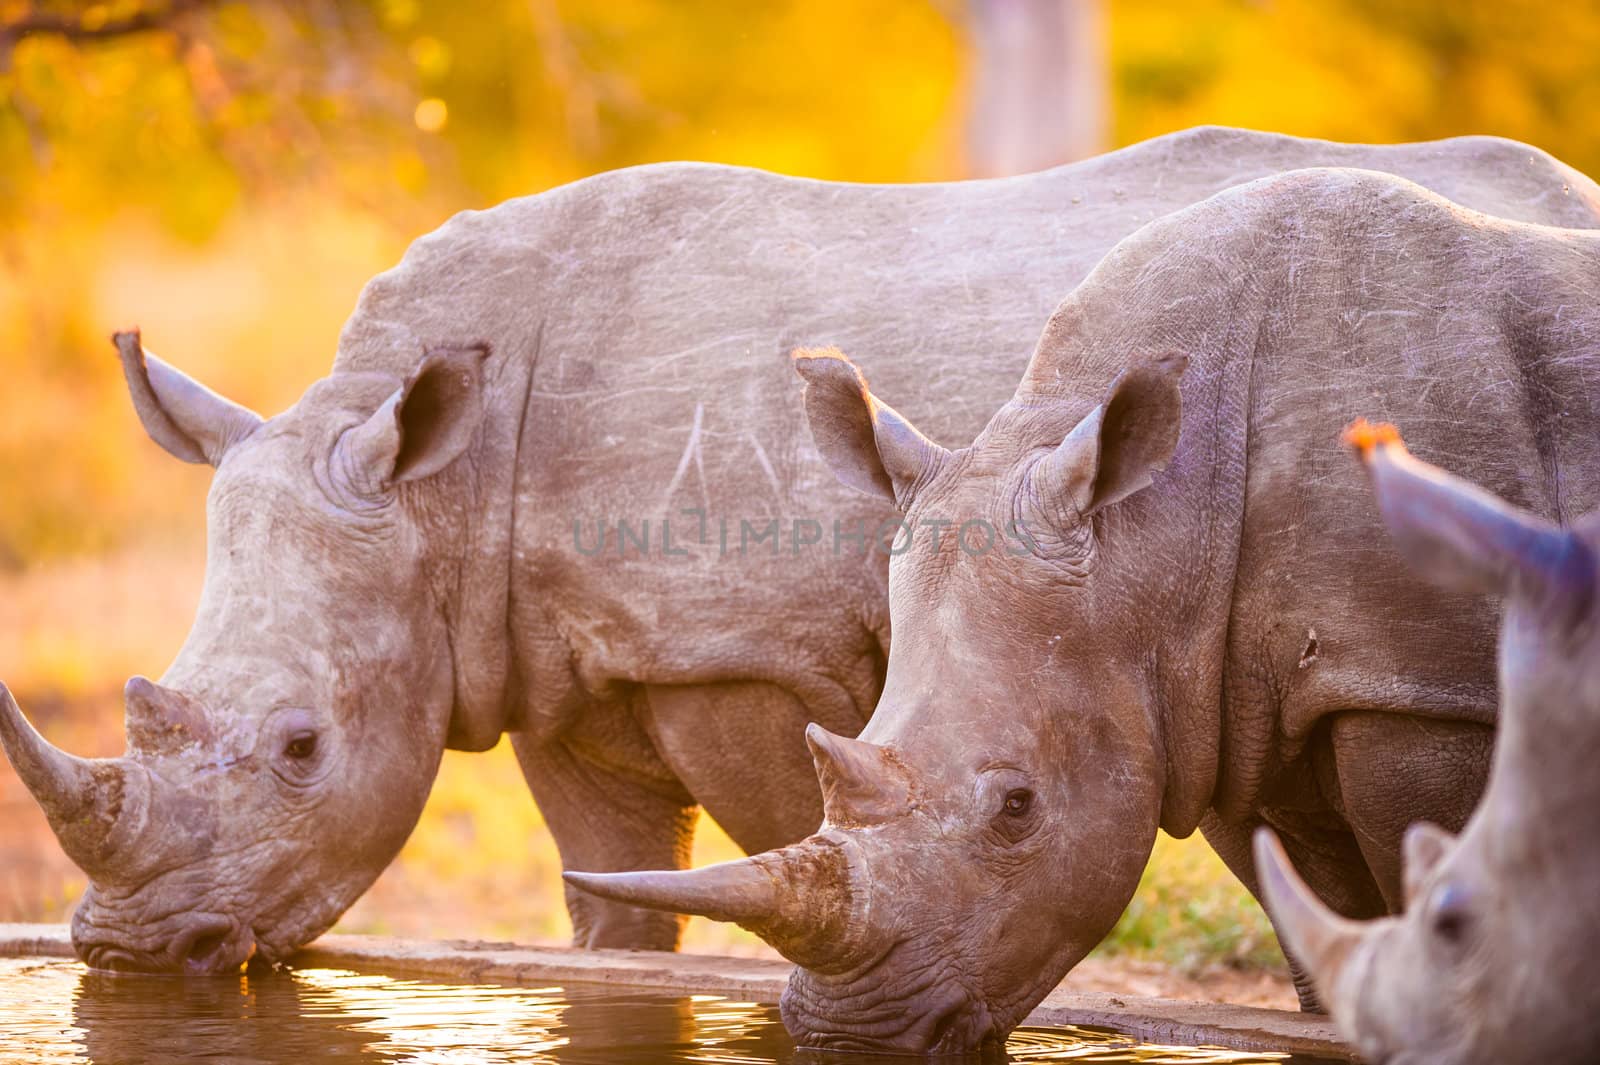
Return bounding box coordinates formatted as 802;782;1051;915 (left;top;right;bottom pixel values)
1255;430;1600;1065
7;128;1600;975
568;167;1600;1054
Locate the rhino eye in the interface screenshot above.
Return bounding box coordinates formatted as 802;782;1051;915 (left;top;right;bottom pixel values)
1002;789;1033;816
1434;909;1466;942
283;732;318;760
1429;883;1471;945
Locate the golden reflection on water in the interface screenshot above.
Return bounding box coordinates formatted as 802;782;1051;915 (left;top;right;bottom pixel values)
1005;1027;1289;1062
0;958;1332;1064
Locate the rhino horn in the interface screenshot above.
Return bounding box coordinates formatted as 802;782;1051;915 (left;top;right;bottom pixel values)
564;858;783;926
564;838;864;972
124;676;212;754
1344;419;1596;615
1253;828;1367;1001
0;683;144;880
1401;821;1456;907
806;723;909;826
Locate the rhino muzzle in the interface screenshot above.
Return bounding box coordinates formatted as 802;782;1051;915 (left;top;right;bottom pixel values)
779;945;1005;1057
73;898;257;975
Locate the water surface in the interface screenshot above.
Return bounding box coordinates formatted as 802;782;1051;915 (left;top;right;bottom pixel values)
0;958;1340;1064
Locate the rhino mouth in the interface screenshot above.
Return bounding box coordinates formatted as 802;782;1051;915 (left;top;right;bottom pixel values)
74;903;257;976
784;988;1001;1057
778;936;1004;1056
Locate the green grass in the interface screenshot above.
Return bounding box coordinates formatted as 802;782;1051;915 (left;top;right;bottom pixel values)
1095;832;1284;975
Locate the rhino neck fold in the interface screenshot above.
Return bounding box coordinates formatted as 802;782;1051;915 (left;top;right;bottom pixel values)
1153;339;1250;838
418;344;534;752
1014;300;1254;840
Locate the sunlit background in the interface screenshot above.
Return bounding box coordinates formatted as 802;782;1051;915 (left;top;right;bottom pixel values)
3;0;1595;1001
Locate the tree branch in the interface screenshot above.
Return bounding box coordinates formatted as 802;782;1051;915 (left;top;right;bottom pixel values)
1;1;210;51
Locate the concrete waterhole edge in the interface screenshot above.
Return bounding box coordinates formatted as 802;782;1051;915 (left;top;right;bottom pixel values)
0;924;1353;1060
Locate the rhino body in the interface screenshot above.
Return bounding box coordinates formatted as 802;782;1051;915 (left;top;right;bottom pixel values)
6;128;1600;972
570;166;1600;1052
1256;428;1600;1065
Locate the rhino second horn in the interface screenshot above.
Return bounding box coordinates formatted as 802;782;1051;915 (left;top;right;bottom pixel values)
124;676;212;754
806;723;908;826
1253;828;1368;1003
0;683;143;879
564;839;863;972
1401;821;1456;907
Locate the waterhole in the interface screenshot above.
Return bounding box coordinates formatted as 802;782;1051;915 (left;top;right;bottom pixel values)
0;958;1341;1063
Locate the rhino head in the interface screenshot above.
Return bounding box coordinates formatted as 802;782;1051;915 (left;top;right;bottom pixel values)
565;347;1190;1053
2;330;493;973
1253;423;1600;1065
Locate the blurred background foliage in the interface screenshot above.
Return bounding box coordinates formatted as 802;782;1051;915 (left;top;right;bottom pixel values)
2;0;1596;986
4;0;1599;565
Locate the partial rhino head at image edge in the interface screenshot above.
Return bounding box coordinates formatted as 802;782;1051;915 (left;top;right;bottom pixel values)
1254;422;1600;1065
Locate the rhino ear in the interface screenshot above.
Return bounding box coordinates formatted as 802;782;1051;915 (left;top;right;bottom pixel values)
1346;420;1595;612
792;347;948;508
1401;821;1455;908
339;343;489;493
1031;352;1186;520
114;329;264;466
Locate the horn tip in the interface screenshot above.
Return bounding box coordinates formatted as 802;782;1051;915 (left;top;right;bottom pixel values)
1252;827;1290;889
805;723;857;772
561;870;640;908
1341;418;1405;461
1252;826;1310;923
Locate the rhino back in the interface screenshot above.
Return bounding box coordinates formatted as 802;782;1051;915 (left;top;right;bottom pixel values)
333;126;1600;438
330;135;1600;731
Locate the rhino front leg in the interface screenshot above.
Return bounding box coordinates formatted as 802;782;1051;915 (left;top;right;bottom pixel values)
510;728;697;951
1328;711;1493;908
1202;811;1387;1012
637;680;870;854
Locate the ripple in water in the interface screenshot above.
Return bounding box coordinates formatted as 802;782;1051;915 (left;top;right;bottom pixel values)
0;958;1340;1064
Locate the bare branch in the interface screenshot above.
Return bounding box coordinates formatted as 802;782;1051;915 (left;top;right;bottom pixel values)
0;1;211;52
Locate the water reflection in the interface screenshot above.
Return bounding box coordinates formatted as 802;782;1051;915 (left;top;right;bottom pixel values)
0;959;1338;1064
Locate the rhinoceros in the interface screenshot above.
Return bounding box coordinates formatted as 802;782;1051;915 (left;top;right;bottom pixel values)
1254;424;1600;1065
6;129;1599;974
567;166;1600;1053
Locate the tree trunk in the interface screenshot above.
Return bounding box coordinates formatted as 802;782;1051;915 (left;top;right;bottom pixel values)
964;0;1109;177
